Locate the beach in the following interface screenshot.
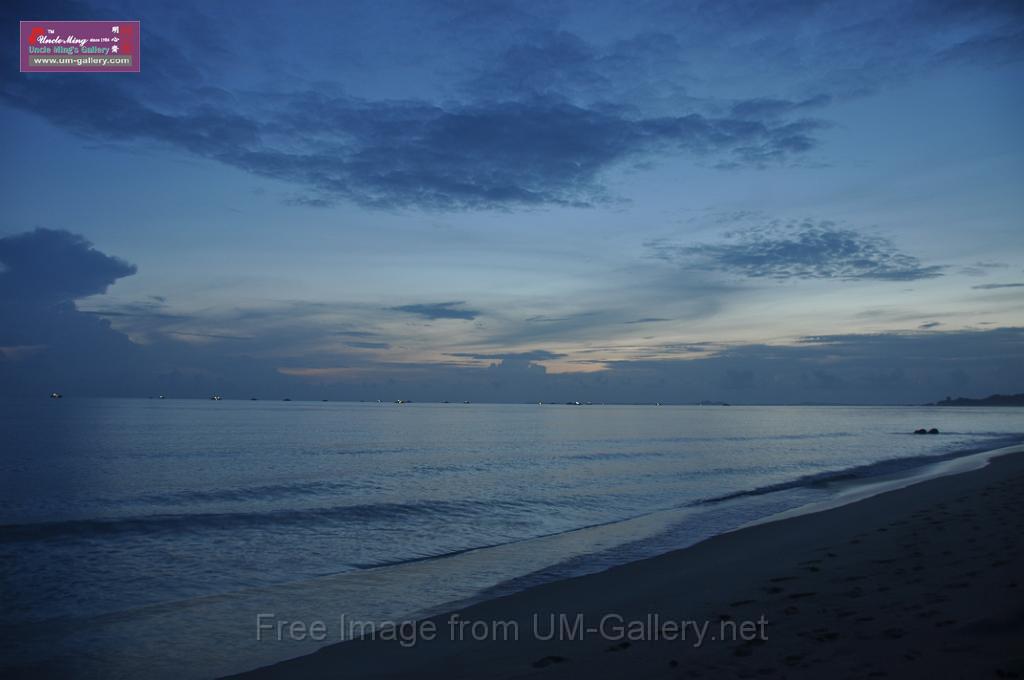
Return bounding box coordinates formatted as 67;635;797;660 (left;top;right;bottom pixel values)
232;446;1024;679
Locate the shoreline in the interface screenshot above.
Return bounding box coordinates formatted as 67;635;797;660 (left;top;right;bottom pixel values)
230;444;1024;678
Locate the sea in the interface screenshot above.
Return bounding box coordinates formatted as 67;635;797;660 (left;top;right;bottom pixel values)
1;398;1021;678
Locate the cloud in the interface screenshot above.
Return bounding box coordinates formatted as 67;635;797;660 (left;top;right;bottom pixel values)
935;28;1024;66
0;2;832;213
230;93;830;208
464;30;611;99
4;0;1020;211
2;234;1020;405
641;0;1024;96
464;29;688;104
729;94;832;120
648;220;945;281
390;301;480;320
0;229;136;302
960;261;1010;276
447;350;565;362
0;229;142;393
82;299;183;321
972;282;1024;290
1;80;826;210
918;321;941;329
622;317;670;324
263;326;1024;404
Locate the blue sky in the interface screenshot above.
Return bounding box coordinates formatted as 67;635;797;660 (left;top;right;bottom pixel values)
1;0;1022;402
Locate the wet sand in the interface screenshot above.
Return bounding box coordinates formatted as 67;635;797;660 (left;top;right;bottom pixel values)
230;447;1024;679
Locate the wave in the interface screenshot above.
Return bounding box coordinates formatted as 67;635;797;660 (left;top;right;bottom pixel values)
574;431;858;451
0;497;530;544
692;435;1023;506
102;479;377;507
6;435;1020;552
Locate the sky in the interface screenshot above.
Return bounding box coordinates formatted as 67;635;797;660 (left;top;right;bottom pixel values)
1;0;1022;403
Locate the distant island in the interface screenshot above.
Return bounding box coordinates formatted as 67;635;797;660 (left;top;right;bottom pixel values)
929;393;1024;407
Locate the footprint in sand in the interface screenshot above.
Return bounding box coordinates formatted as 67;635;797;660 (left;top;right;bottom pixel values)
789;592;817;600
531;655;568;668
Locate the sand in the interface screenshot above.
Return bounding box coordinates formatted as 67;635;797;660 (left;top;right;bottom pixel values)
229;448;1024;679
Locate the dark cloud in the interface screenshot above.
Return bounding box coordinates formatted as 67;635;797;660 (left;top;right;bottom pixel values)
729;94;832;120
344;341;391;349
960;261;1010;276
465;30;610;99
972;282;1024;290
0;228;393;397
642;0;1024;96
622;317;670;324
335;330;383;338
390;301;480;320
0;229;136;302
348;327;1024;404
0;229;142;393
464;29;687;103
2;78;826;210
168;330;250;341
648;220;944;281
228;93;830;208
935;28;1024;66
581;326;1024;404
918;321;942;329
722;368;755;389
0;1;832;213
794;328;1024;353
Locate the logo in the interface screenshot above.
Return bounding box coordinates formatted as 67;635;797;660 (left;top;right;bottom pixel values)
20;20;140;73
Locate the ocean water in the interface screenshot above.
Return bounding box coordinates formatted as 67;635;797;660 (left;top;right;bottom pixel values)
0;398;1021;678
